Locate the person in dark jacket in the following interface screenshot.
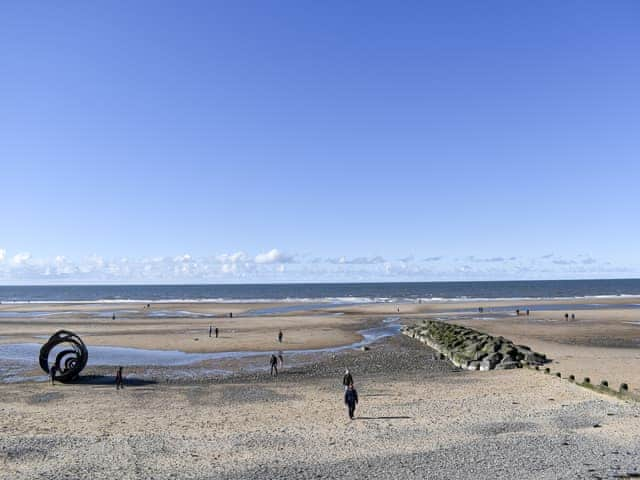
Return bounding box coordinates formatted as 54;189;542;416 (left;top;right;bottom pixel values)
270;354;278;377
278;330;283;343
209;325;212;338
344;384;359;420
215;327;219;338
115;366;124;390
342;369;353;390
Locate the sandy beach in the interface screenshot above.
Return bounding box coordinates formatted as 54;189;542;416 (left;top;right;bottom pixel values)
2;298;640;478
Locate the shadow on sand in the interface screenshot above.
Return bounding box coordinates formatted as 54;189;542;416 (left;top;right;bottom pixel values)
356;416;411;420
73;375;158;386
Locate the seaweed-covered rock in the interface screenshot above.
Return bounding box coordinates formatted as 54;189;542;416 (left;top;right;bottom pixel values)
402;320;547;371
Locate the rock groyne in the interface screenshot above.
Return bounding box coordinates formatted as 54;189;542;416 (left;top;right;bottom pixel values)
402;320;547;371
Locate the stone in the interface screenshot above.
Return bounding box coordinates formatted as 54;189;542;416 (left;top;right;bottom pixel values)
468;361;481;371
496;360;521;370
523;351;546;365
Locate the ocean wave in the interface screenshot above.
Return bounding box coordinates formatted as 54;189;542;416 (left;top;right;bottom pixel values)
1;293;639;306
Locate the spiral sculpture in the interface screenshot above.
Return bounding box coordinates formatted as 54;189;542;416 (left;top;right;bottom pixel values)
39;330;88;383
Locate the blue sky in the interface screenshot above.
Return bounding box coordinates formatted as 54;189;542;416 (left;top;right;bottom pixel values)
1;1;639;283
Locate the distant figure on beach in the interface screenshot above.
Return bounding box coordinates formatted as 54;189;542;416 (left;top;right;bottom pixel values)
215;327;219;338
342;369;353;390
49;365;57;385
229;312;233;318
516;309;520;316
344;384;359;420
270;354;278;376
147;303;151;308
115;366;124;390
112;313;116;321
278;351;284;368
565;313;569;321
209;325;212;338
278;330;283;343
526;309;530;316
571;313;575;320
478;307;483;313
396;305;400;313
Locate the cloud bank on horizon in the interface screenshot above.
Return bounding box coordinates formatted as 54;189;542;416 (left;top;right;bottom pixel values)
0;247;632;284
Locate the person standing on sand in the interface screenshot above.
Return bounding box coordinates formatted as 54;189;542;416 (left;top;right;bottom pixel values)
112;313;116;321
278;330;283;343
115;366;124;390
344;384;359;420
50;365;57;385
209;325;212;338
270;354;278;377
342;369;353;390
215;327;219;338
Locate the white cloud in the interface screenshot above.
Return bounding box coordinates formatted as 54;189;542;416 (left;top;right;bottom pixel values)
0;249;5;262
217;251;249;264
326;255;386;265
552;259;576;265
254;249;294;264
0;248;633;283
12;252;31;265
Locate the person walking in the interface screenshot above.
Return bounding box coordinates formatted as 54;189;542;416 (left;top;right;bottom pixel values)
215;327;219;338
270;354;278;377
209;325;212;338
50;365;57;385
278;330;283;343
344;384;359;420
115;366;124;390
342;369;353;390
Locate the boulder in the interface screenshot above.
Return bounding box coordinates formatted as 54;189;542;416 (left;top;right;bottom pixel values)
401;320;546;372
496;360;521;370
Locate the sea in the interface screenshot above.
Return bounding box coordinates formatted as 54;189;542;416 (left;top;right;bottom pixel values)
1;279;640;304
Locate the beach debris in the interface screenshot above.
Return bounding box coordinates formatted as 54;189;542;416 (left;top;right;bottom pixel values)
402;320;547;371
620;383;629;392
39;330;88;383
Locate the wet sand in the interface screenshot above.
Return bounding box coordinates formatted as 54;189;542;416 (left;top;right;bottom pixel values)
0;302;366;353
